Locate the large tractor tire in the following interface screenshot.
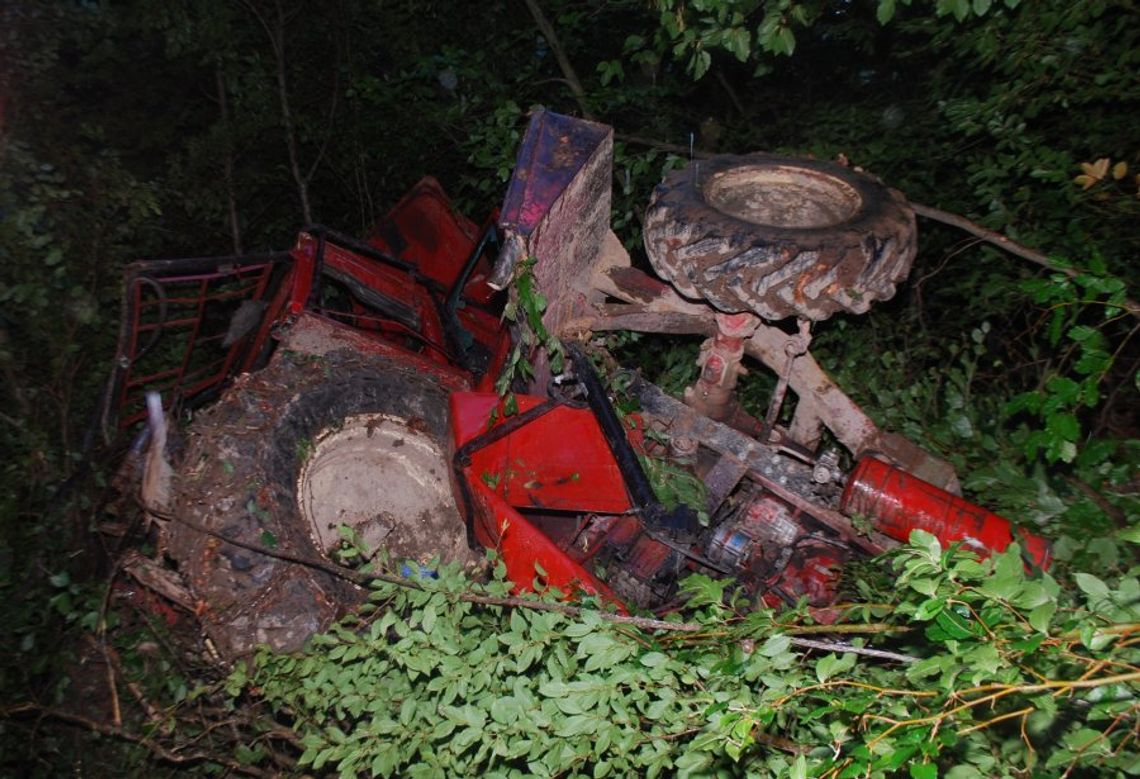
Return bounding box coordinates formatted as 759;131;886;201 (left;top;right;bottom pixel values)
644;154;917;321
166;347;477;659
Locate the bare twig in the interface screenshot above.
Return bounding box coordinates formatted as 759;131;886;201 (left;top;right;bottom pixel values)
615;132;714;159
713;68;747;116
85;634;164;725
302;25;340;187
0;408;26;430
241;0;313;224
789;637;916;664
1064;475;1129;529
1;704;271;776
522;0;593;119
215;66;242;254
102;638;122;726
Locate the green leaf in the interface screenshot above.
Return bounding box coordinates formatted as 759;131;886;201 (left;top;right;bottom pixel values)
692;49;711;79
876;0;897;24
1074;572;1111;604
930;608;980;640
1046;412;1079;442
914;598;945;621
815;652;856;683
759;634;791;657
776;26;796;56
540;680;569;697
644;699;670;720
1062;727;1109;755
490;696;521;725
675;750;713;777
910;763;938;779
452;725;483;751
555;713;597;737
937;0;971;20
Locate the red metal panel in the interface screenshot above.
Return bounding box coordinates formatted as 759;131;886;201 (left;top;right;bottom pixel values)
465;479;622;606
450;393;634;514
369;177;497;306
450;391;636;603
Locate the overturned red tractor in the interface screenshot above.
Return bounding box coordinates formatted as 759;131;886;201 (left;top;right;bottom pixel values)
106;109;1049;659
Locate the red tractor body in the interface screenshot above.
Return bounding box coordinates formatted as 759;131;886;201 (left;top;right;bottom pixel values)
104;176;508;434
106;109;1049;658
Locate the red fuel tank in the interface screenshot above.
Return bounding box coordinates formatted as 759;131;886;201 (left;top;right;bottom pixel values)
841;457;1051;569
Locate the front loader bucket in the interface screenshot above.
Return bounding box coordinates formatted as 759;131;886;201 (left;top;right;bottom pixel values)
491;108;613;337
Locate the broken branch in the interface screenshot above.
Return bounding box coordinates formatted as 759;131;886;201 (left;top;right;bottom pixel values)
522;0;593;119
910;201;1139;320
147;507;914;661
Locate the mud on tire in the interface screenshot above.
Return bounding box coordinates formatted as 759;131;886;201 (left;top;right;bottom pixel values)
166;347;475;659
644;155;917;321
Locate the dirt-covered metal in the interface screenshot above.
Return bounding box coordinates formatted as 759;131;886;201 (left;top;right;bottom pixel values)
297;413;462;557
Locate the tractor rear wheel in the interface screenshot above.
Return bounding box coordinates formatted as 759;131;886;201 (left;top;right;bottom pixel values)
643;154;917;321
166;347;476;659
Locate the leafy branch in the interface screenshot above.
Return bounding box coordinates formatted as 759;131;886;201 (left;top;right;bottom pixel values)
496;256;565;395
225;531;1140;777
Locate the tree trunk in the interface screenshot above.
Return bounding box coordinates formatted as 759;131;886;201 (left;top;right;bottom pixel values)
215;66;243;254
244;0;313;225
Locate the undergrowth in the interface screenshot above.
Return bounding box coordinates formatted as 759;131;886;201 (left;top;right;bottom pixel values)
228;535;1140;778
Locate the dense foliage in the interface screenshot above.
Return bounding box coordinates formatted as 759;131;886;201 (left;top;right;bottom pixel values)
232;536;1140;777
0;0;1136;775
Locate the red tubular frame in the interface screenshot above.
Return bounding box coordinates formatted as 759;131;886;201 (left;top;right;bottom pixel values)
842;457;1052;568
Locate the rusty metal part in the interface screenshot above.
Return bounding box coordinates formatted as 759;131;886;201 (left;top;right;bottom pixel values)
630;374;894;555
572;268;961;492
701;453;750;514
683;311;759;422
496;108;614;338
494;110;957;490
668;434;698;463
813;449;842;485
643;154;917;322
761;319;811;438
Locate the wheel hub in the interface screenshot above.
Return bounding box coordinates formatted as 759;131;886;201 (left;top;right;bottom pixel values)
297;413;461;562
703;165;862;229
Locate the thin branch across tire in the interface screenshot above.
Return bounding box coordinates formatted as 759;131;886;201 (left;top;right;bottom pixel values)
644;155;917;321
166;348;475;659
